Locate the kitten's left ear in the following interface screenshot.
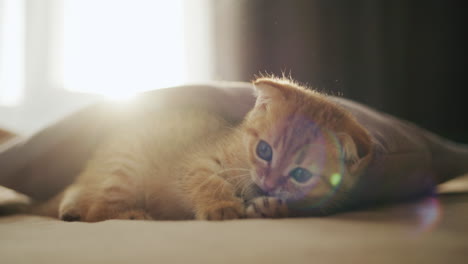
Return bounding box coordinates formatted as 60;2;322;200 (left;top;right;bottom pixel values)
253;79;290;107
337;133;359;162
337;130;372;174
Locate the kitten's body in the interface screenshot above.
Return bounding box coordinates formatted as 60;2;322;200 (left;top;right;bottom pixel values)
53;109;233;221
39;78;373;222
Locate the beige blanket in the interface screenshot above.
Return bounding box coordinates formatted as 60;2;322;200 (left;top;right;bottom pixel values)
1;178;467;264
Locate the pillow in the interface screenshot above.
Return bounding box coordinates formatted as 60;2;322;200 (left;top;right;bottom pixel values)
330;97;468;208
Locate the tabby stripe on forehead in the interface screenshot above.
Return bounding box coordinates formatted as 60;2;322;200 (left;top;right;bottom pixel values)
295;147;308;165
280;127;289;150
282;123;297;157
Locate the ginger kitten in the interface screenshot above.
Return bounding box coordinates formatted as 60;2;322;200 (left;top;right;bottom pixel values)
41;77;372;221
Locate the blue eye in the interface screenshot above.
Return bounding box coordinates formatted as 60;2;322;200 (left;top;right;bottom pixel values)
289;167;313;183
256;140;272;162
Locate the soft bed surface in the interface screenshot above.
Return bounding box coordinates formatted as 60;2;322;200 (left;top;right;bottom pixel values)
1;177;468;264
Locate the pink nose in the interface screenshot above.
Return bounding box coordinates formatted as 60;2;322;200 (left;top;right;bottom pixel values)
263;180;276;192
262;176;288;193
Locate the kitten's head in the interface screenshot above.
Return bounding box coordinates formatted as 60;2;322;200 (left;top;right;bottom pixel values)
243;77;372;207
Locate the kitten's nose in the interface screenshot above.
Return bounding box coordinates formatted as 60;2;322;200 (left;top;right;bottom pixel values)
262;181;276;192
262;176;287;192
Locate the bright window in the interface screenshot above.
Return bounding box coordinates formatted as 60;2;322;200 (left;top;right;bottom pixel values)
0;0;213;134
0;0;25;106
61;0;188;99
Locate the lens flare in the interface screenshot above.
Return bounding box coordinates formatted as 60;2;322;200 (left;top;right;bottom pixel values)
330;173;342;187
413;197;442;234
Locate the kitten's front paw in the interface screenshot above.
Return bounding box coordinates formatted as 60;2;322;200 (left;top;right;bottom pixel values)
60;211;81;222
196;201;245;221
59;186;84;222
246;197;288;218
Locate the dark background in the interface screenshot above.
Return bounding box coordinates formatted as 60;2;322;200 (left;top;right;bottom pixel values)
212;0;467;143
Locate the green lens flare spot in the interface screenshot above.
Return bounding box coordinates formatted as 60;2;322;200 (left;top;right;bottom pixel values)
330;173;342;187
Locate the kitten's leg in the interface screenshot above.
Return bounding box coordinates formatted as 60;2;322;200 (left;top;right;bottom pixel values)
59;185;86;221
245;197;288;218
84;201;152;222
184;167;245;221
59;176;151;222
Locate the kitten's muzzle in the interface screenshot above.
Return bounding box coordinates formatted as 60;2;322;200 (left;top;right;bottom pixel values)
259;178;288;195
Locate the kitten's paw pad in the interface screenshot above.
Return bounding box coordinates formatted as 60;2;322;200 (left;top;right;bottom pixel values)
60;213;81;222
115;210;153;220
246;197;288;218
197;204;244;221
59;207;82;222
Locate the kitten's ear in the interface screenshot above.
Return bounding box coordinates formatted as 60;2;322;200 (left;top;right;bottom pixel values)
253;79;289;107
337;131;372;174
337;133;359;163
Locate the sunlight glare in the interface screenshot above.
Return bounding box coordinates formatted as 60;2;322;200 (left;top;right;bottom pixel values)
62;0;187;99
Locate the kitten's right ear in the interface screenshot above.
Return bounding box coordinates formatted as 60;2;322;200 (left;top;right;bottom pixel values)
253;78;289;107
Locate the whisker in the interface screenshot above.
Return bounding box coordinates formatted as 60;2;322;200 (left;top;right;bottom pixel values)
214;174;252;197
240;180;257;200
231;177;249;190
194;170;222;190
213;181;227;197
192;167;253;197
228;173;251;182
231;176;252;191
